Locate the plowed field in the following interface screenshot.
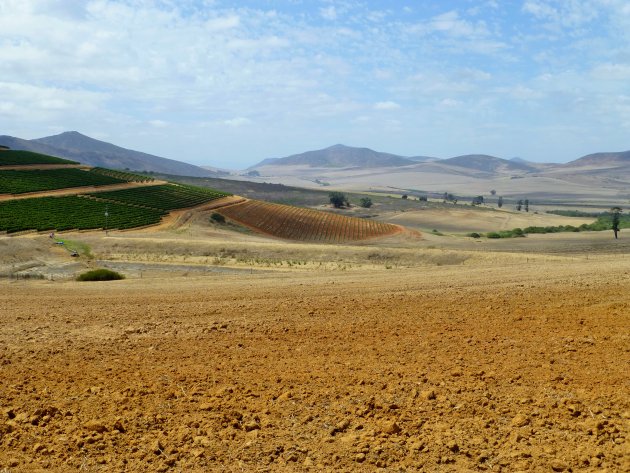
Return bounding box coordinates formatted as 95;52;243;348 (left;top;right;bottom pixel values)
217;200;402;242
1;257;628;472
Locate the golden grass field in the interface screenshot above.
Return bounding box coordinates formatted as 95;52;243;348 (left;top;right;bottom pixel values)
1;202;629;472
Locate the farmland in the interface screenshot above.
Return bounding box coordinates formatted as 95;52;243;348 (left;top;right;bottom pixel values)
0;196;164;233
217;199;402;242
0;150;78;166
0;168;127;194
0;184;231;233
0;247;628;472
88;184;230;211
89;167;154;183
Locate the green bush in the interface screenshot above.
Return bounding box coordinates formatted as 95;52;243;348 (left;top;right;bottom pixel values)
486;232;501;239
210;212;225;223
329;192;348;208
76;269;125;281
359;197;373;208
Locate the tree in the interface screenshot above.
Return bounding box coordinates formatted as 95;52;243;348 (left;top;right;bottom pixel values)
359;197;373;208
524;199;529;212
401;194;408;200
611;207;622;239
498;196;503;208
490;189;497;196
516;200;523;211
329;192;348;208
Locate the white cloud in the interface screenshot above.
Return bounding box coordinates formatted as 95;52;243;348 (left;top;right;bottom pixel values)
0;0;628;165
223;117;251;127
374;101;401;110
591;63;630;81
320;6;337;21
439;98;461;108
522;0;599;28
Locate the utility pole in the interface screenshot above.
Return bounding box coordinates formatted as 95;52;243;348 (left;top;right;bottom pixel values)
105;204;109;235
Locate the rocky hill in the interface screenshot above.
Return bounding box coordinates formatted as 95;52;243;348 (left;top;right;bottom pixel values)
252;144;416;169
0;132;216;177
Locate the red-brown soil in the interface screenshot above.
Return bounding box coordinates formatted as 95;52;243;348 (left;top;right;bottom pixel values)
217;200;403;243
0;259;628;472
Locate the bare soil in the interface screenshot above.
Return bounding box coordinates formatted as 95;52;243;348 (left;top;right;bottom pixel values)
1;243;628;472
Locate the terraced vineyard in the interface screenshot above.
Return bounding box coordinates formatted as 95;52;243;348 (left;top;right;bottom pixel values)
0;150;78;166
0;168;127;194
89;167;154;182
217;200;401;242
0;196;164;233
88;184;229;211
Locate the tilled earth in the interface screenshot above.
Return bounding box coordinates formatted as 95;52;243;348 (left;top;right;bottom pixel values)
0;259;629;472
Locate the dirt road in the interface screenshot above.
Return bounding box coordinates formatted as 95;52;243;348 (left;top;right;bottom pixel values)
0;257;628;472
0;180;166;202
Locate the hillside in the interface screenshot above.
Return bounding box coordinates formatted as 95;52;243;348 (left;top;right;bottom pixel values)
0;132;216;178
0;154;231;232
565;150;630;168
252;144;416;169
441;154;538;173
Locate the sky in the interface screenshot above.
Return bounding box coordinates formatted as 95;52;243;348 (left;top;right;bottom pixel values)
1;0;629;168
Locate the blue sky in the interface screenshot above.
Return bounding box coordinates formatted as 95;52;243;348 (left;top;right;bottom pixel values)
1;0;629;168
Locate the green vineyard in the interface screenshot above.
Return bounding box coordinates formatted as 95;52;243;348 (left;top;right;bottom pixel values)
0;150;78;166
0;183;231;233
89;167;154;182
88;184;229;211
0;168;127;194
0;196;164;233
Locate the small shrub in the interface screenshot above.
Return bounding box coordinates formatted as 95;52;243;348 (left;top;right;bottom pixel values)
359;197;373;208
210;212;225;223
76;268;125;281
467;232;481;238
486;232;501;239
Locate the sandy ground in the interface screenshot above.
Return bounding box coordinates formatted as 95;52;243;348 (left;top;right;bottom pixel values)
239;164;629;203
1;225;629;472
382;206;594;233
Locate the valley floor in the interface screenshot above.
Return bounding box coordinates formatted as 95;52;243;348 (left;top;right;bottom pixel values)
1;249;629;472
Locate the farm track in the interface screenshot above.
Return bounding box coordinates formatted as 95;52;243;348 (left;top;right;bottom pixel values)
0;164;89;171
0;259;628;471
0;180;166;202
146;195;247;231
216;199;403;243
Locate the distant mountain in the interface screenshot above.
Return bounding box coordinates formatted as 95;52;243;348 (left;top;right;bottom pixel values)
0;131;215;177
441;154;538;173
251;144;416;169
0;135;71;158
565;150;630;168
408;155;439;163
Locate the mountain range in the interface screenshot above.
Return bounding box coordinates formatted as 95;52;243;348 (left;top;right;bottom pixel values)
2;132;629;200
0;131;218;177
250;143;630;174
246;144;630;200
